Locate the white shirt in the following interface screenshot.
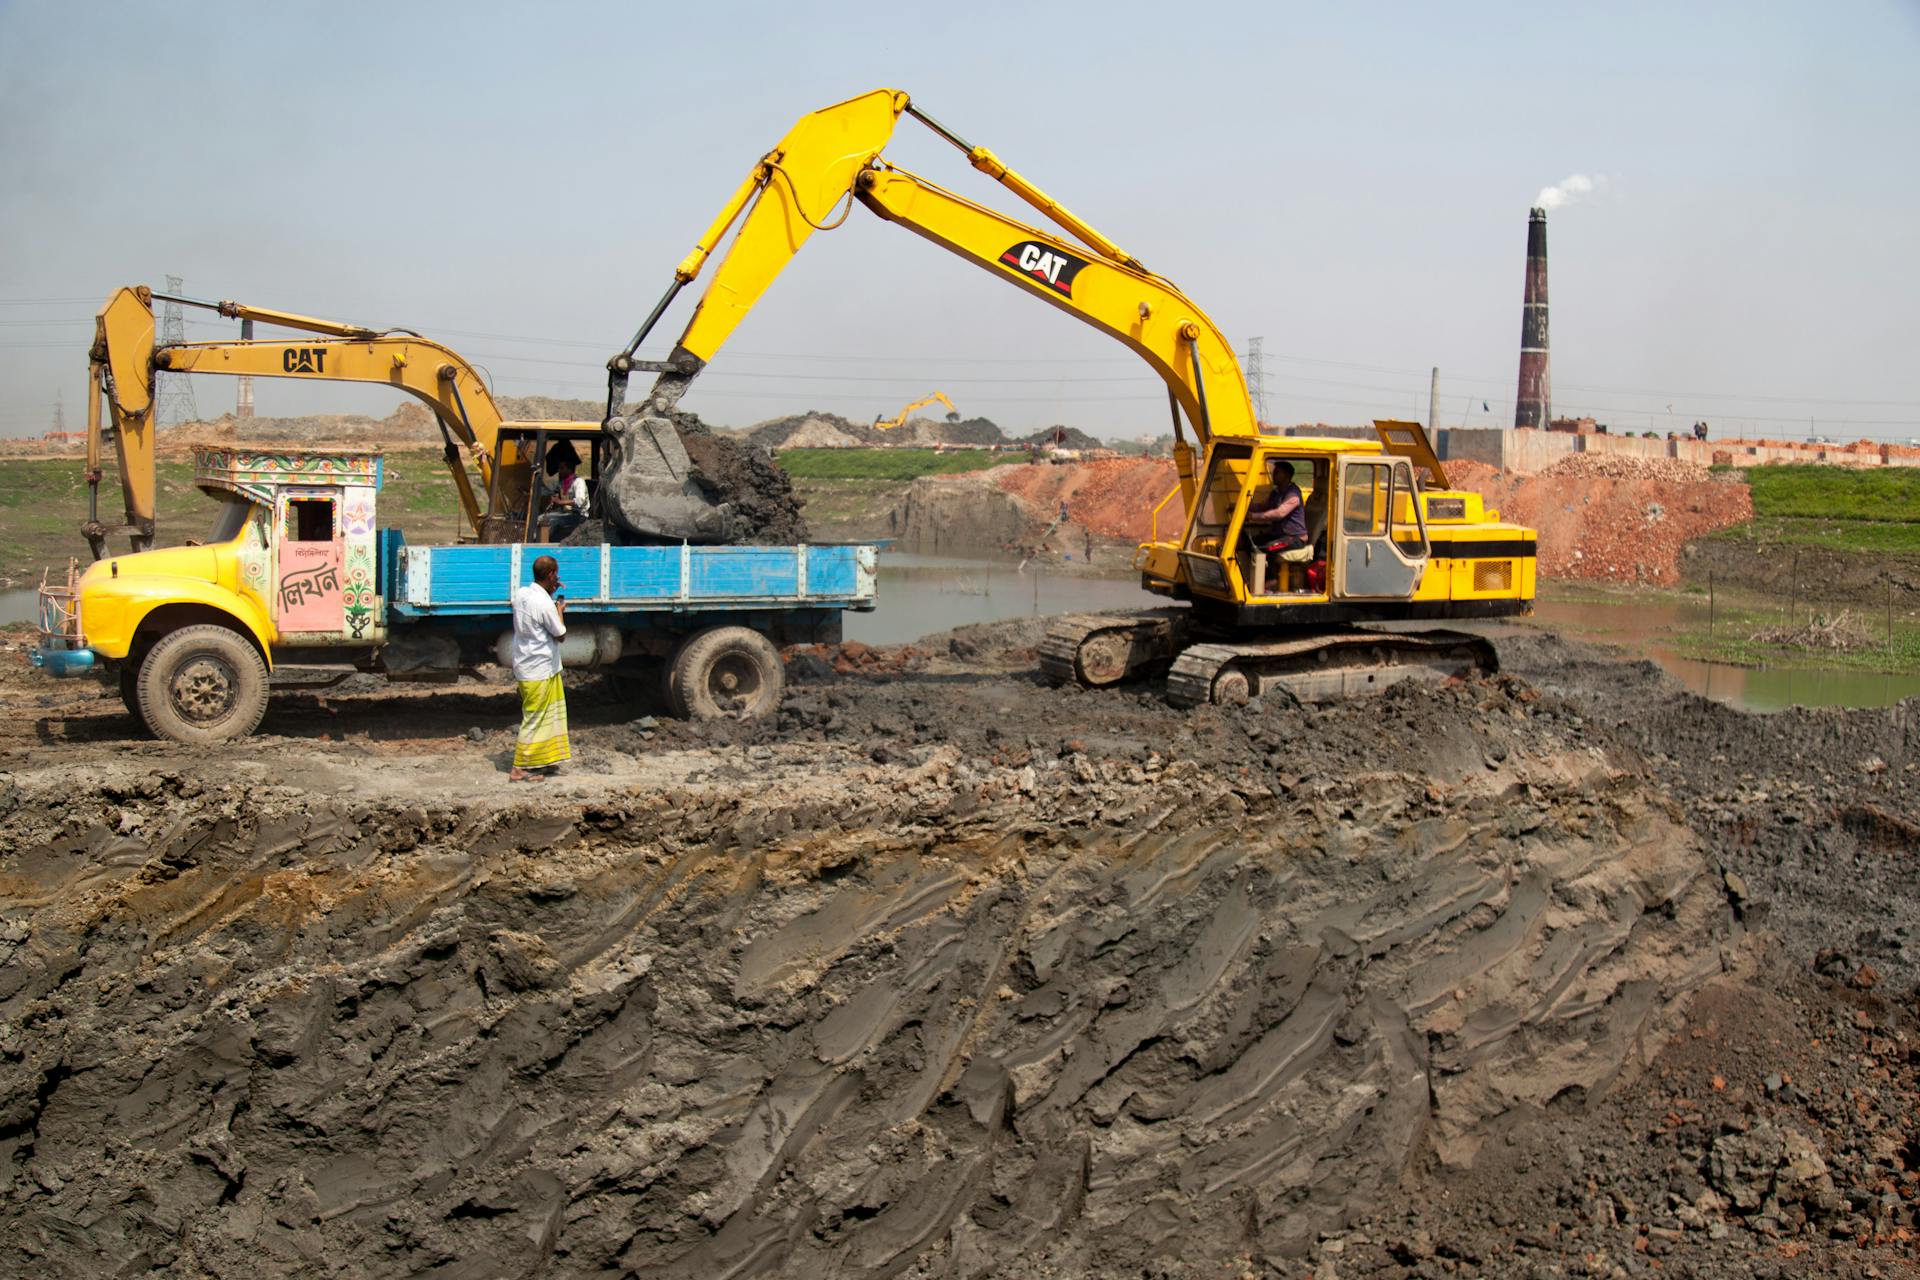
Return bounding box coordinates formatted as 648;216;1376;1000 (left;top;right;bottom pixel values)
511;583;567;680
565;475;589;514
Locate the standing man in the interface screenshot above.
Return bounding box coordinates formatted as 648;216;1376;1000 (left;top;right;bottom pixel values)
509;554;570;781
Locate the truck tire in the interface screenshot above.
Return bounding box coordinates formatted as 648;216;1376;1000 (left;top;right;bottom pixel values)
136;624;270;744
665;626;783;721
118;665;151;735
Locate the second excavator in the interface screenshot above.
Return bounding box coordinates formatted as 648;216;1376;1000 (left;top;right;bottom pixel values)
595;89;1535;705
873;392;961;431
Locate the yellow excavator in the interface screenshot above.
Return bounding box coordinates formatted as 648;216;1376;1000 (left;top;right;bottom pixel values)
595;88;1534;705
873;392;960;431
81;286;728;559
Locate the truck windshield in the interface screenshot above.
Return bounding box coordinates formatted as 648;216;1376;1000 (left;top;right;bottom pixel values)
206;494;257;544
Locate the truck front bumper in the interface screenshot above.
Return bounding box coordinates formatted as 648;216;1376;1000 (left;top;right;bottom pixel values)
31;645;97;678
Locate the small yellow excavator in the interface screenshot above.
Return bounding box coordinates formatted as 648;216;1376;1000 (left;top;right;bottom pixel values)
873;392;961;431
594;88;1535;705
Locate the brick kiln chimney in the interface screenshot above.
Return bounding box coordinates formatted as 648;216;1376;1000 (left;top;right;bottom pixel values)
1513;207;1550;430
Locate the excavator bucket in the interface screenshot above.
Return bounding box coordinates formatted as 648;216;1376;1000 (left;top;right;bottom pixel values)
596;369;735;543
599;414;734;543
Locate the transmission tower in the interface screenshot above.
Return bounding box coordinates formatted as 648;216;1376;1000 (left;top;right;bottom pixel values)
51;389;65;437
154;274;199;428
1244;336;1270;424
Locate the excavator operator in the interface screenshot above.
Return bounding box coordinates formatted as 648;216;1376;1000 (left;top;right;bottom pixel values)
1248;460;1312;561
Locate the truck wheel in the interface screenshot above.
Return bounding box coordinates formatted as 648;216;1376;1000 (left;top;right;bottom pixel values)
666;626;783;721
136;625;270;744
118;665;151;735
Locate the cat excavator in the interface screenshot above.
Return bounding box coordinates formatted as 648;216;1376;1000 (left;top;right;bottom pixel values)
596;89;1534;704
594;88;1535;705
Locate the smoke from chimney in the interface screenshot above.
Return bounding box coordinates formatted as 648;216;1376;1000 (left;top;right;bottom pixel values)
1513;208;1550;430
1535;174;1599;211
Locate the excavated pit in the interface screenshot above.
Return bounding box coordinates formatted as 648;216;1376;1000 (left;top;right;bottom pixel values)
0;643;1743;1277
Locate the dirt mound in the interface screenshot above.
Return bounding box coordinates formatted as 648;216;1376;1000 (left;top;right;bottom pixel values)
892;469;1035;555
747;409;873;449
155;404;442;452
6;615;1920;1276
747;410;1012;451
940;416;1005;446
675;410;808;544
493;395;604;421
0;660;1734;1277
1016;425;1103;450
1449;454;1752;584
994;457;1180;541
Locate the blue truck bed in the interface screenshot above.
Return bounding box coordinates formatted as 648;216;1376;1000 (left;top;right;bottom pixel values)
382;535;877;618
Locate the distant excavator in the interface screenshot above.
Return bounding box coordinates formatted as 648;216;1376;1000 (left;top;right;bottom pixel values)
873;392;961;431
593;89;1535;705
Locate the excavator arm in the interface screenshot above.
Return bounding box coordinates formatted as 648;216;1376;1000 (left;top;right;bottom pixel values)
874;391;958;430
602;89;1256;532
86;285;500;556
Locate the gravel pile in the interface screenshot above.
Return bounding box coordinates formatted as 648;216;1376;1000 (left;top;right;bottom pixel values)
1449;458;1753;584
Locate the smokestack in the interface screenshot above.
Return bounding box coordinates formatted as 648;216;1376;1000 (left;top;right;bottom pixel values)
237;317;255;419
1513;207;1550;430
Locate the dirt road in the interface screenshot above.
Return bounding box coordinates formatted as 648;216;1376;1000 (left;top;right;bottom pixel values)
0;626;1914;1277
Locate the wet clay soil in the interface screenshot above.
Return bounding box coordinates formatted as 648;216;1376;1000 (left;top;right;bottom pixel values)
0;626;1915;1278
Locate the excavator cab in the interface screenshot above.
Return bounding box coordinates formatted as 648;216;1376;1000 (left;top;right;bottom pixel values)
1177;439;1431;611
481;426;606;544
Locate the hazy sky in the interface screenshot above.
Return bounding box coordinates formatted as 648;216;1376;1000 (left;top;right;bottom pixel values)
3;1;1917;442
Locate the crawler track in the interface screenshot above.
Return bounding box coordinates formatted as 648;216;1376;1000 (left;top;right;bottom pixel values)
1165;628;1497;708
1038;609;1188;686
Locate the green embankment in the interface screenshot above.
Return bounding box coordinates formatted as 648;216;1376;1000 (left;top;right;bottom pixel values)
1709;464;1920;554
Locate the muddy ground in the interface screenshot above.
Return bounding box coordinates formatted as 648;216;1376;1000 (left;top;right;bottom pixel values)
0;624;1916;1278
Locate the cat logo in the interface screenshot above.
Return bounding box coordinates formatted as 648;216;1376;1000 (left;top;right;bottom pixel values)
282;347;328;374
999;241;1088;298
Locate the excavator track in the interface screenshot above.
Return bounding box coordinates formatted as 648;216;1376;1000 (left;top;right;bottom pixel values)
1039;610;1189;686
1164;628;1497;709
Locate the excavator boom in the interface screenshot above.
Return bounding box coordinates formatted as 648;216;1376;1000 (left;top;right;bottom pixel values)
84;286;502;555
874;391;958;430
601;89;1256;535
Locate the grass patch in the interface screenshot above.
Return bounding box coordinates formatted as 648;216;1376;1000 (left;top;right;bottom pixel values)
776;448;1021;481
1708;516;1920;555
1703;464;1920;555
1742;464;1920;522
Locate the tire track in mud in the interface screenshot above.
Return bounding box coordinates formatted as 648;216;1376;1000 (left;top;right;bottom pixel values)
0;715;1738;1278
